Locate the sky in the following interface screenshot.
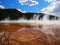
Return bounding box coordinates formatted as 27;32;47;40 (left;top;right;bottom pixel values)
0;0;60;16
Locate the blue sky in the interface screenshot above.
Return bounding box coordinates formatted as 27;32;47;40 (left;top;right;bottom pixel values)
0;0;49;13
0;0;60;16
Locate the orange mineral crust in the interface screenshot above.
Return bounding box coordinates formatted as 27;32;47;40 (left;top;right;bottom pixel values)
0;23;42;32
0;28;48;45
0;23;60;45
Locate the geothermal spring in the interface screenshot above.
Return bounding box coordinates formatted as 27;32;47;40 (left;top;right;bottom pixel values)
0;14;60;25
0;13;60;45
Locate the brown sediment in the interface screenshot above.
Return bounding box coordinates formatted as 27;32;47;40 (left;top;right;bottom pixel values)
0;23;42;32
0;23;60;45
0;28;48;45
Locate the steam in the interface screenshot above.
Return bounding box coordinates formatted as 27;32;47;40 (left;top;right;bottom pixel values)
43;14;49;21
0;14;60;25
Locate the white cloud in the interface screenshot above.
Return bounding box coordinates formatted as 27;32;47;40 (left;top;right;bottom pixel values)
0;5;4;9
17;9;26;13
45;0;56;2
41;1;60;16
19;0;39;6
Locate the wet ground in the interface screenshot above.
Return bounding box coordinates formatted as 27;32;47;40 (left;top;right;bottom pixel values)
0;23;60;45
